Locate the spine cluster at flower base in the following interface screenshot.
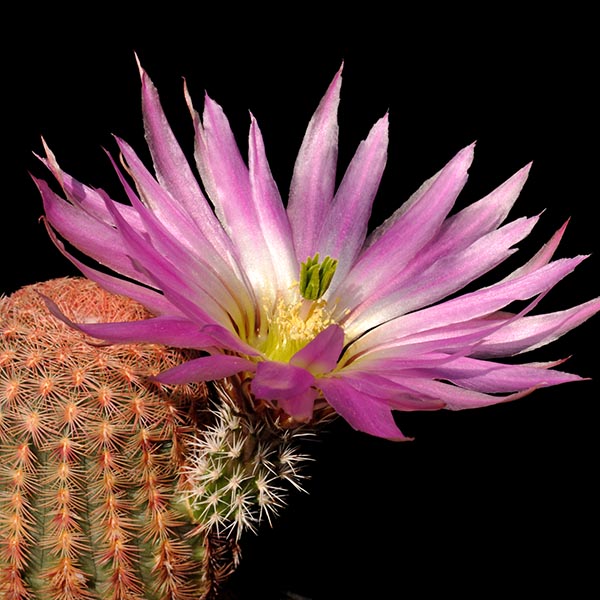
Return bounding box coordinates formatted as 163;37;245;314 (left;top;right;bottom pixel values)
0;278;312;600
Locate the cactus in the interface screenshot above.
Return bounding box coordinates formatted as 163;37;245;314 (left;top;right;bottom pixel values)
0;277;311;599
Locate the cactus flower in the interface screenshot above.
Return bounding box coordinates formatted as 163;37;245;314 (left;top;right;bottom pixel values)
37;61;600;441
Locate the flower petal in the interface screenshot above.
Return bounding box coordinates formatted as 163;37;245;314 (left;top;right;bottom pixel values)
290;324;345;374
287;65;342;262
435;163;532;251
499;219;569;281
98;187;234;328
248;114;298;299
393;377;538;410
42;218;181;317
277;388;318;421
36;176;153;286
138;60;222;231
415;355;585;393
344;214;539;337
336;143;474;320
474;297;600;357
318;377;411;441
350;255;587;355
252;361;315;400
337;370;446;411
188;93;290;305
319;114;389;288
43;297;211;347
38;140;143;229
156;355;257;385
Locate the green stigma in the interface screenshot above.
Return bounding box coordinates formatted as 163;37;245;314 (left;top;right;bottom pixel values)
299;254;338;301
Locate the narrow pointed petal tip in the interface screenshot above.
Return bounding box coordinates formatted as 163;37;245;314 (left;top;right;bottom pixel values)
287;65;343;261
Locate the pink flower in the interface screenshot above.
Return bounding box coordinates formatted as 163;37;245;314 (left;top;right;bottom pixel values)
36;61;599;440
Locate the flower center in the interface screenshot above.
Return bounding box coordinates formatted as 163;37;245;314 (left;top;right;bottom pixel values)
259;255;338;363
261;297;335;363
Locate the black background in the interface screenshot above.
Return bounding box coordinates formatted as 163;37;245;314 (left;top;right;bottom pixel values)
4;10;598;599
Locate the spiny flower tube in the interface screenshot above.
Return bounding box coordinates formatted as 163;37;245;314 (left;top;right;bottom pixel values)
37;61;599;441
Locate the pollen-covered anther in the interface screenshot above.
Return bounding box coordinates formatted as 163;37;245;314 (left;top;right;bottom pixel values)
263;296;335;363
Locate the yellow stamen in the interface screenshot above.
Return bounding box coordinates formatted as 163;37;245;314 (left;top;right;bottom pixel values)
260;296;334;363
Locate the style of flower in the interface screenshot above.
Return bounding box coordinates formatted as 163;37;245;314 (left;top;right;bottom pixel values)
36;60;599;440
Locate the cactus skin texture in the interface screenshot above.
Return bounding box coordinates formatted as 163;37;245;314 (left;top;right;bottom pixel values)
0;277;208;599
184;377;312;542
0;277;313;599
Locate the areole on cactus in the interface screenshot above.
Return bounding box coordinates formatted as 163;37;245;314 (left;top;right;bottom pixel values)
0;277;310;599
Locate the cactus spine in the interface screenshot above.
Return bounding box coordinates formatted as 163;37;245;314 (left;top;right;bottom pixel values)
0;278;311;599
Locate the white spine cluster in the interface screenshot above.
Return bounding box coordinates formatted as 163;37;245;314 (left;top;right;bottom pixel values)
183;395;312;541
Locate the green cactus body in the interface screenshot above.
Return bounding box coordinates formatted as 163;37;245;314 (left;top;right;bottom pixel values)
0;278;312;600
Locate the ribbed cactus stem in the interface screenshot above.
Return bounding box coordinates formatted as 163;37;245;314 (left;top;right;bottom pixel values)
1;277;319;600
184;383;312;541
0;278;207;599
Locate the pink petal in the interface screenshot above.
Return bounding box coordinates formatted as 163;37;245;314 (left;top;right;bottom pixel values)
474;297;600;357
338;371;446;411
139;62;243;275
42;219;181;317
318;114;389;288
200;324;261;357
290;324;345;374
248;115;298;298
436;163;532;250
318;377;411;441
38;141;143;229
252;361;315;400
408;355;585;393
499;220;569;282
351;256;588;355
43;297;212;347
188;93;289;303
45;289;254;356
108;144;251;325
277;388;318;421
394;377;538;410
36;177;153;286
344;214;539;336
336;144;474;321
156;354;256;385
287;66;342;262
138;61;212;219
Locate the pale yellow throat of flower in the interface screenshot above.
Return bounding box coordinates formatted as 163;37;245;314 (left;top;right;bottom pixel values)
259;255;338;363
